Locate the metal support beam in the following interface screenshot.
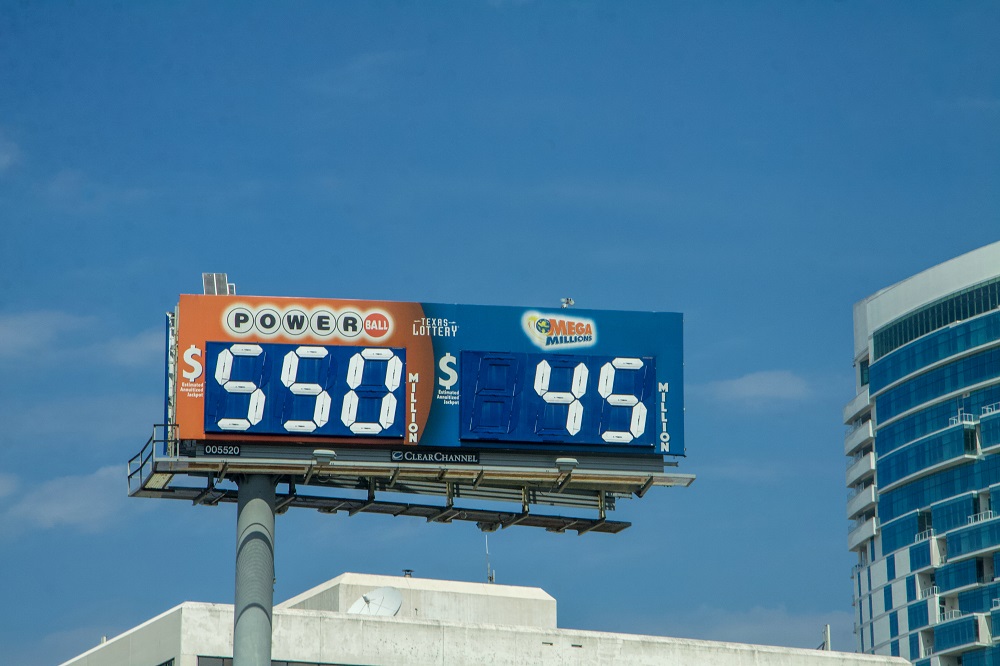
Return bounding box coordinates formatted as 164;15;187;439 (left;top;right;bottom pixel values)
349;481;376;516
556;471;574;493
192;479;218;506
234;474;276;666
274;494;296;514
635;476;655;498
427;483;456;522
501;512;530;529
577;518;606;536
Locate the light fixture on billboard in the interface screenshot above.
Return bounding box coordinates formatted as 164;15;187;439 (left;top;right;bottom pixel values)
313;449;337;465
555;457;578;472
555;457;578;493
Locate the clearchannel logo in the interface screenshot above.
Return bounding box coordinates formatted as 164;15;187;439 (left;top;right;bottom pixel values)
391;450;481;464
522;311;596;349
223;304;392;340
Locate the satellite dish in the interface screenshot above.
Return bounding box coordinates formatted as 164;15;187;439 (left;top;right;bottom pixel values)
346;586;402;617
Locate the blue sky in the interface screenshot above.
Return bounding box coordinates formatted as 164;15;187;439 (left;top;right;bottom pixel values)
1;2;998;663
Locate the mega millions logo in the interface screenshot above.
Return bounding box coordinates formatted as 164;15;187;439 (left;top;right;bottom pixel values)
522;311;596;350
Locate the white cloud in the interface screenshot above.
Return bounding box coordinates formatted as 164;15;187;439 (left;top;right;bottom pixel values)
0;392;161;446
702;370;812;406
43;169;152;213
93;328;164;368
0;310;94;358
0;312;161;368
2;466;144;533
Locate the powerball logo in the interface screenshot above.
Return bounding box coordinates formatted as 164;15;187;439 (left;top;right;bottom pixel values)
522;311;596;349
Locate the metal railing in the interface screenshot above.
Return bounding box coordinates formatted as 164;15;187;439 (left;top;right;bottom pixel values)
950;412;978;426
940;608;965;622
846;451;865;468
915;528;936;542
969;510;996;526
919;585;939;600
983;402;1000;417
849;516;873;533
127;424;176;496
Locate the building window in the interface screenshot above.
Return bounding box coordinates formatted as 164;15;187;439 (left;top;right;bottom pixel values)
872;276;1000;360
907;600;929;630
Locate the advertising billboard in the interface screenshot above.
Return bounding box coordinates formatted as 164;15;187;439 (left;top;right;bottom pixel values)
171;294;685;458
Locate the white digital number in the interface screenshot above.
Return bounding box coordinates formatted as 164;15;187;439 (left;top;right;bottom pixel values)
533;360;589;435
280;346;332;433
598;358;647;443
214;344;266;431
341;348;403;434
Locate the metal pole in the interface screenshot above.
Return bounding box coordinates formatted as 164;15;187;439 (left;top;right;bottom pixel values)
823;623;832;650
234;474;276;666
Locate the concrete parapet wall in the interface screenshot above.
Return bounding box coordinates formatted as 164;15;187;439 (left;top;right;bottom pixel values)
271;607;908;666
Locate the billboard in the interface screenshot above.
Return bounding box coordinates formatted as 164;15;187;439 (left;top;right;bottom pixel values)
171;294;684;458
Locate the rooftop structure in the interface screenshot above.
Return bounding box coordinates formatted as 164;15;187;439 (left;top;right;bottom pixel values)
62;572;905;666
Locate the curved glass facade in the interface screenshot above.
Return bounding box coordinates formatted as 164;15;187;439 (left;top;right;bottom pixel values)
847;243;1000;662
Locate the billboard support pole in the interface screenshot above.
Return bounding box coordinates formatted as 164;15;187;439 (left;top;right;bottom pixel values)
234;474;276;666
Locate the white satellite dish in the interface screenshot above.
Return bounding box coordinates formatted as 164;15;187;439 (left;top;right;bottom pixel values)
346;586;402;617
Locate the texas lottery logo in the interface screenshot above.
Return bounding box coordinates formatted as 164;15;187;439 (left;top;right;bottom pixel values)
522;311;596;349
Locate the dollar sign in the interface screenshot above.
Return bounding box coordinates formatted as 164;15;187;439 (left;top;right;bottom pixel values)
438;352;458;389
182;345;203;381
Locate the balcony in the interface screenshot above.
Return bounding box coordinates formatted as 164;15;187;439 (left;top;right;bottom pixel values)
848;516;877;552
968;510;995;526
949;412;978;427
919;585;939;600
846;451;876;487
847;485;877;520
932;613;989;656
843;387;871;426
844;421;875;457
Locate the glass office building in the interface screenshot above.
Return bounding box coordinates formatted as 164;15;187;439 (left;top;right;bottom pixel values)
847;241;1000;664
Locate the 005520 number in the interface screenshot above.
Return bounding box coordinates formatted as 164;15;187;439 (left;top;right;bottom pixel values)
204;444;241;456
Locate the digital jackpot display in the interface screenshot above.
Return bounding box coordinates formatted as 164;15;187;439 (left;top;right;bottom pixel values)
172;295;685;457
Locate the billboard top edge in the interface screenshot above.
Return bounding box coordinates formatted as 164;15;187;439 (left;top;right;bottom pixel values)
178;292;683;317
